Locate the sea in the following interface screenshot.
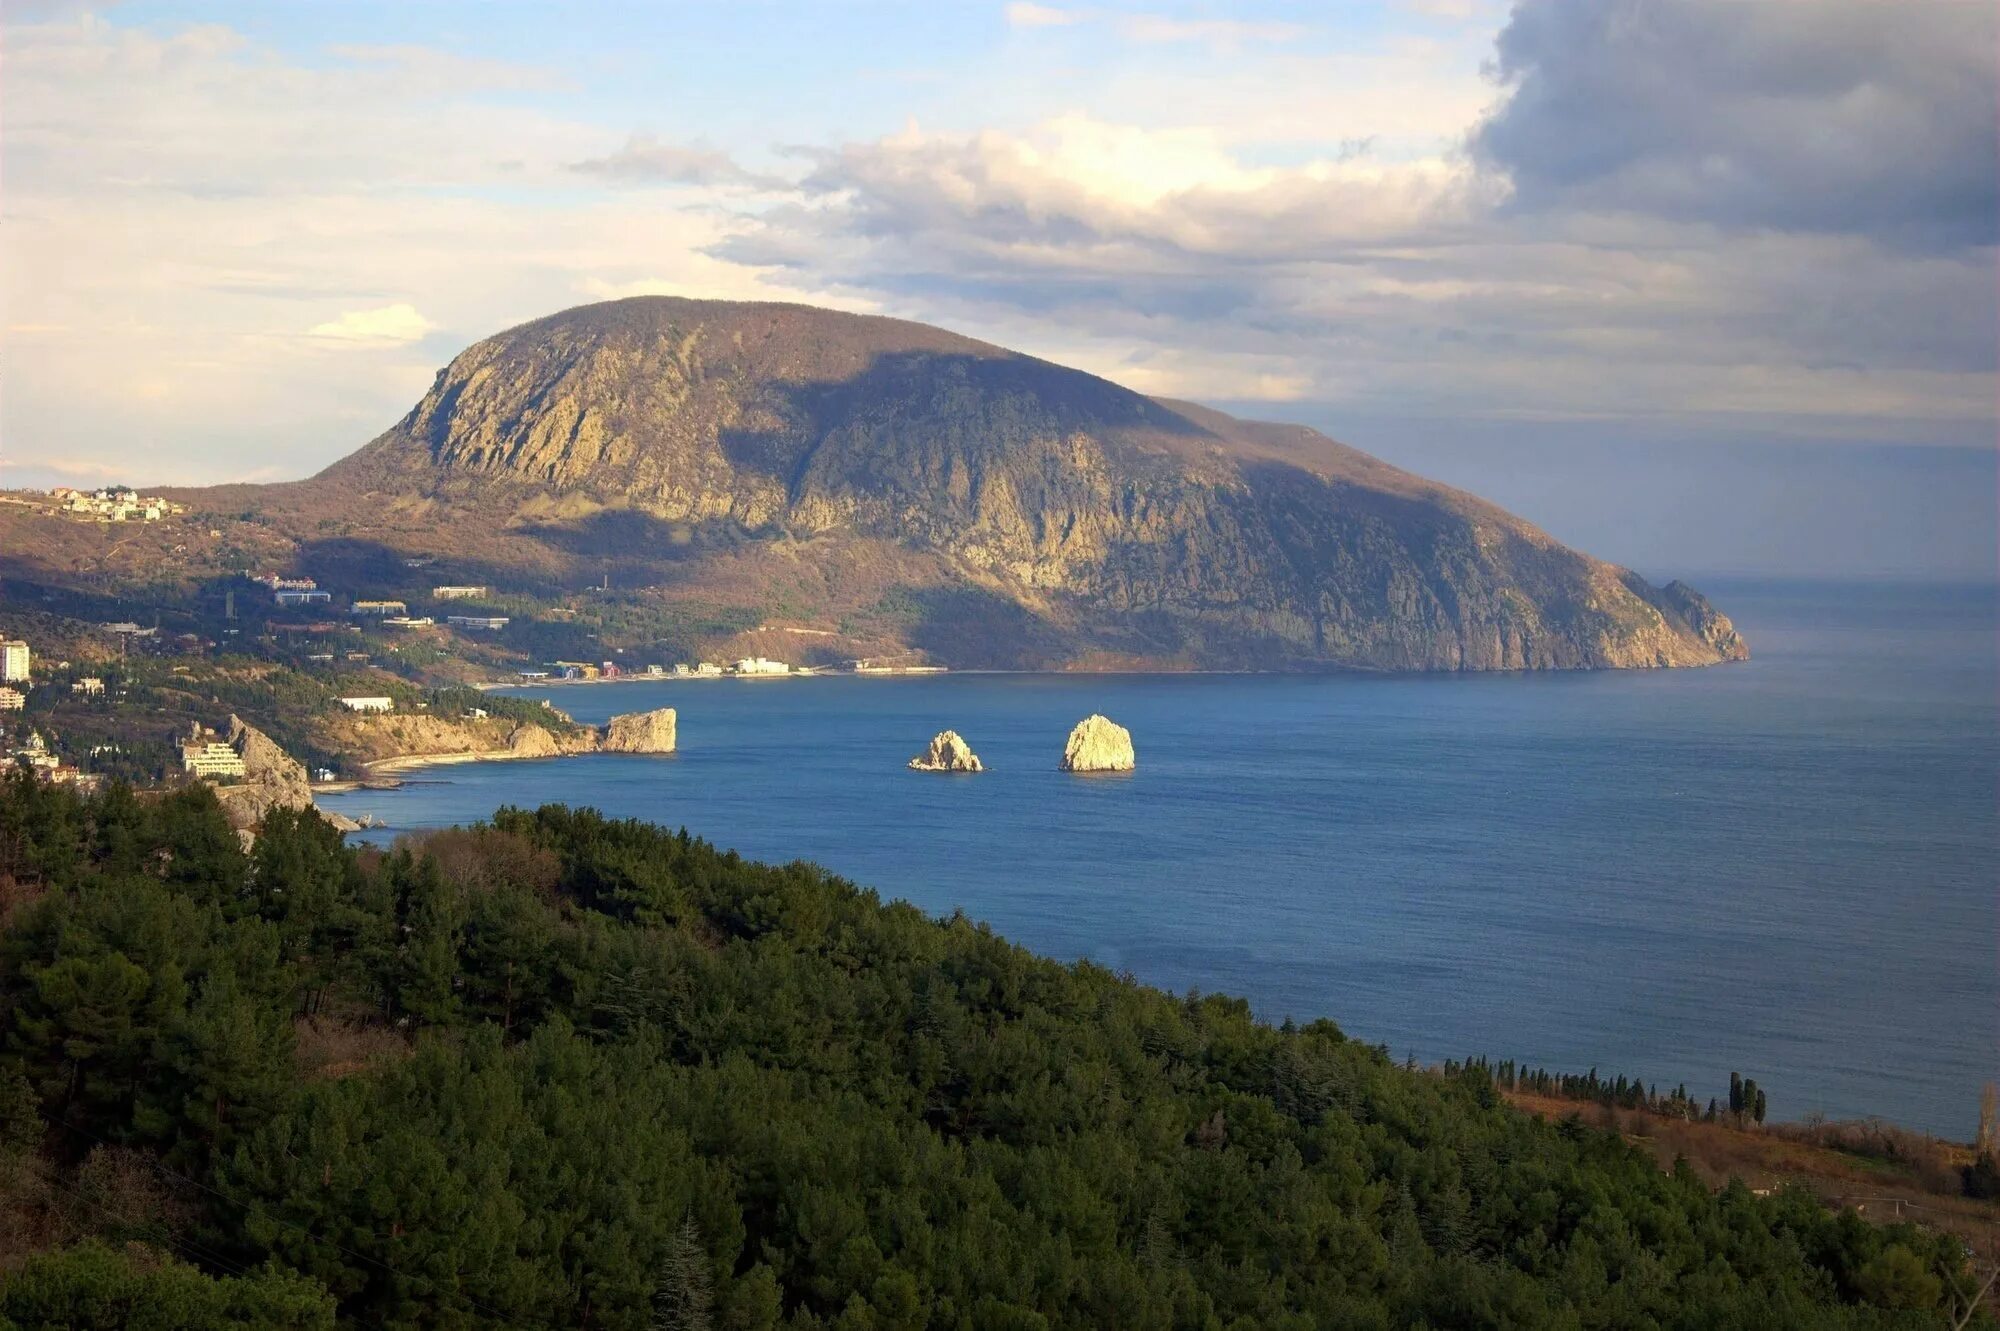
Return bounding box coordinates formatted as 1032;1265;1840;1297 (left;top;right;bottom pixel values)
320;579;1998;1139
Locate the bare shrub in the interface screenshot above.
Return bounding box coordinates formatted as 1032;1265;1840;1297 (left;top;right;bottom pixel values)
410;826;561;898
295;1015;412;1081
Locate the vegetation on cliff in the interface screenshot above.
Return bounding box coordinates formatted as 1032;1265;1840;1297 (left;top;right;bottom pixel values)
0;771;1981;1328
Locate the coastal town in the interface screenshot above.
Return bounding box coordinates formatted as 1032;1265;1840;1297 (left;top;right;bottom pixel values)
0;552;954;808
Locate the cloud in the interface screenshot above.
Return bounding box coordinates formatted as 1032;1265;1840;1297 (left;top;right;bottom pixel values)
1003;3;1077;29
0;15;828;485
1113;14;1304;46
714;102;1993;431
1472;0;1999;250
324;43;564;94
3;0;1992;498
1002;5;1302;47
307;303;437;344
568;134;784;190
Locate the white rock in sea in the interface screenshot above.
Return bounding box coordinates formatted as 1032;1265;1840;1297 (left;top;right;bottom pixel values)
599;707;678;754
909;730;983;773
1060;714;1135;773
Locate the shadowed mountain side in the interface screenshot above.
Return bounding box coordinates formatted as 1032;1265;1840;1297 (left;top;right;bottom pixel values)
177;296;1747;672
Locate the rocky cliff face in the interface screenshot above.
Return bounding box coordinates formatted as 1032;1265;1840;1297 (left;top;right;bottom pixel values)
1061;715;1136;773
600;707;678;754
309;297;1747;673
324;705;677;768
213;715;357;833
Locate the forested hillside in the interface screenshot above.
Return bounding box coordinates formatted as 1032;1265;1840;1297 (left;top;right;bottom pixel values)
0;772;1981;1328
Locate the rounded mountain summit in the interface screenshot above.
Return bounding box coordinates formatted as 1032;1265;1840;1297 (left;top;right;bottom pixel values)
277;297;1746;672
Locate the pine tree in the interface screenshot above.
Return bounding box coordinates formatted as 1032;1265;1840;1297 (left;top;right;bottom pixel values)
1753;1087;1767;1126
652;1215;713;1331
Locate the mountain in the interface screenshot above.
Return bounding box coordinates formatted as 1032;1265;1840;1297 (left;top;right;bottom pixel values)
269;296;1746;671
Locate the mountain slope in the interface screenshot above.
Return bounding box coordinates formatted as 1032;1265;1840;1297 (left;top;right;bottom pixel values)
292;296;1744;671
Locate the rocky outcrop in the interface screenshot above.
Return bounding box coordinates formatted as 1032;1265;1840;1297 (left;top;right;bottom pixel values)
507;723;566;758
326;704;680;772
909;730;983;772
599;707;678;754
297;296;1748;672
325;710;596;768
211;716;360;834
1061;715;1135;773
1651;579;1749;661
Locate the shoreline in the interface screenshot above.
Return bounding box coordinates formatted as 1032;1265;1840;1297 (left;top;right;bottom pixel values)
473;668;951;691
360;747;574;778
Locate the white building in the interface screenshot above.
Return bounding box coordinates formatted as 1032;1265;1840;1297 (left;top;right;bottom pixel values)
733;656;791;676
446;615;509;631
71;677;104;695
15;732;60;772
338;696;395;713
274;589;332;606
0;688;23;712
352;600;408;616
0;640;29;683
433;585;489;600
181;739;246;778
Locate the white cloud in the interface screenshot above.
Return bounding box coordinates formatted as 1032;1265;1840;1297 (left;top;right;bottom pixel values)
0;1;1990;494
1003;6;1303;47
1003;3;1077;29
1113;14;1304;46
307;302;436;344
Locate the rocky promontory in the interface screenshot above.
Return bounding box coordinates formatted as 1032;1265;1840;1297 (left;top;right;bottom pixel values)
330;703;678;773
1060;715;1135;773
909;730;983;773
599;706;678;754
210;715;360;834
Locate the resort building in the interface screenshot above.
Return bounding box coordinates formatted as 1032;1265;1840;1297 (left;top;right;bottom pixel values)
433;585;489;600
447;615;509;631
71;677;104;695
733;656;791;676
274;588;333;606
0;640;29;683
0;688;24;711
352;600;408;616
181;739;246;778
381;616;435;628
337;696;395;713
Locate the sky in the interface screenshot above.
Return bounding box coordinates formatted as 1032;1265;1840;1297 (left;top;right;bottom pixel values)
2;0;1994;580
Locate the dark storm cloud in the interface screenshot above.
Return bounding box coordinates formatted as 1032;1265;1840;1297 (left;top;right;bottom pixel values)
1473;0;1998;250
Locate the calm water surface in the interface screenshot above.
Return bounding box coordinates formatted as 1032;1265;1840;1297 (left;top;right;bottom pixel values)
322;580;1998;1137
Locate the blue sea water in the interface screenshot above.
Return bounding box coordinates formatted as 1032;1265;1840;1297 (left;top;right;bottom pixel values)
321;579;1999;1138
